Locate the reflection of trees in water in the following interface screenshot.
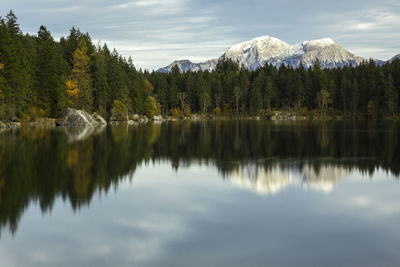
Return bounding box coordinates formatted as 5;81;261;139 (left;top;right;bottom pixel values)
0;120;399;235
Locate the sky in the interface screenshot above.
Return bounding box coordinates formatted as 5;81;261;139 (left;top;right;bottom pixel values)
1;0;399;70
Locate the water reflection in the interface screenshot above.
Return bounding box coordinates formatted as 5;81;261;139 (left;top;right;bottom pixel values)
63;125;106;143
229;164;351;195
0;120;399;235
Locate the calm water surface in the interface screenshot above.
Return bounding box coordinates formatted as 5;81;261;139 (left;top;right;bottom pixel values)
0;120;400;267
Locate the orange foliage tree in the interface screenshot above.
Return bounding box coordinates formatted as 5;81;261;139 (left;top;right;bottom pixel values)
66;39;93;110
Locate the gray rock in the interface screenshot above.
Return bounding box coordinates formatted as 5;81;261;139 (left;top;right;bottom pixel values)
109;121;120;126
27;118;56;127
189;114;205;121
0;121;6;129
152;115;163;121
9;122;21;128
58;108;99;126
92;113;107;125
138;116;149;123
131;114;140;121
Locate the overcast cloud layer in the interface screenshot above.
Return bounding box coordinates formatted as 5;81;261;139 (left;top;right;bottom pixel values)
1;0;399;70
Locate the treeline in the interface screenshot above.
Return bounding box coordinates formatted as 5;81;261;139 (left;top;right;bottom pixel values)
0;10;158;121
1;10;400;121
148;57;400;118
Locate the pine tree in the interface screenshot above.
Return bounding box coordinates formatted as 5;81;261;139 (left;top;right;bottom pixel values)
264;76;277;113
35;25;68;117
92;45;110;116
386;74;398;116
0;11;33;118
351;79;359;115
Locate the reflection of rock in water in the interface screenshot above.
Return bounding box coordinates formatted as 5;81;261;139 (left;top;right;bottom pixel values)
63;125;106;143
229;163;351;195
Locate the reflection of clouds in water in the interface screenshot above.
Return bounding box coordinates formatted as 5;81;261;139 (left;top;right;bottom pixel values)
1;163;400;266
0;250;15;266
229;164;352;195
0;200;201;267
115;214;190;263
348;194;400;218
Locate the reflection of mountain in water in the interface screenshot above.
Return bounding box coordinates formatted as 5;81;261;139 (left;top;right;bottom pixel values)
229;164;351;195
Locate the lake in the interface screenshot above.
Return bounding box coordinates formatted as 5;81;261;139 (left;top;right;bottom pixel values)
1;120;400;267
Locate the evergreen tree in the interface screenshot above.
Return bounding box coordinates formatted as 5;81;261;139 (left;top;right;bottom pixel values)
0;11;32;118
386;74;398;116
351;79;359;115
1;10;400;121
92;45;110;116
35;25;68;117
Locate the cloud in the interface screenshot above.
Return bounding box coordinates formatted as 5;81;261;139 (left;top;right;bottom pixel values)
1;0;399;69
322;7;400;60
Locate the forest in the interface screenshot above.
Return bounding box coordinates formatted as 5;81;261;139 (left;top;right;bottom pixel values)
1;10;400;121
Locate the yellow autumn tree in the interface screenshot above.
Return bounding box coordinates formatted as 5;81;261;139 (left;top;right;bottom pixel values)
144;79;154;93
66;79;79;106
67;39;93;110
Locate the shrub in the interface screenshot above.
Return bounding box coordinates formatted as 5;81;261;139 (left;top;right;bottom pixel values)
170;108;181;117
300;107;308;116
183;105;191;117
111;100;128;121
144;96;161;117
222;103;232;114
214;107;221;115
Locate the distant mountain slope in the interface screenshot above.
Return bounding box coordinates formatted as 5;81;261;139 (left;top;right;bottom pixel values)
157;59;218;73
158;35;372;72
389;54;400;62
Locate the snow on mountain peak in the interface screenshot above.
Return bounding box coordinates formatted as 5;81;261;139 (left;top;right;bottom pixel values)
306;37;336;47
158;35;370;72
389;54;400;62
224;35;291;70
228;35;289;51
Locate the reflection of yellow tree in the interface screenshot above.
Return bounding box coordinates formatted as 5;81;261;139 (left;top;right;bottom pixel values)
67;142;93;198
146;124;161;146
143;124;161;159
318;122;330;149
67;148;79;166
112;124;129;143
0;178;3;205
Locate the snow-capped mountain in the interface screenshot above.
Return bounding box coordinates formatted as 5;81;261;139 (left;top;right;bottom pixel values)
265;38;364;69
389;54;400;63
157;59;218;73
158;35;367;72
223;35;291;70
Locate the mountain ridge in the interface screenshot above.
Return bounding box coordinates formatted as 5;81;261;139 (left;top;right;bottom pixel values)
158;35;396;72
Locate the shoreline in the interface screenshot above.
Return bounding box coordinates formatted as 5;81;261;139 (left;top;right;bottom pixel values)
1;113;399;131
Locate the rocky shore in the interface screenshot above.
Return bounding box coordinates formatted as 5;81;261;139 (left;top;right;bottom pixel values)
1;108;384;131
